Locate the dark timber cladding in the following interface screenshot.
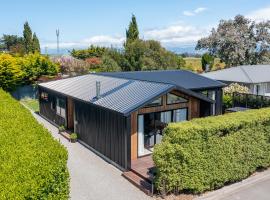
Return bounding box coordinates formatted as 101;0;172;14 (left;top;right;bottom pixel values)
39;87;66;126
74;99;130;169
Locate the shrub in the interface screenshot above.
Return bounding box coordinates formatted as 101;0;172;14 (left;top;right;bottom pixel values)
0;53;59;91
0;89;69;199
70;133;77;140
223;83;249;94
153;108;270;194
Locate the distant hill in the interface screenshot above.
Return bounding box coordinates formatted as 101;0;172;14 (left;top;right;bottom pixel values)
42;45;202;56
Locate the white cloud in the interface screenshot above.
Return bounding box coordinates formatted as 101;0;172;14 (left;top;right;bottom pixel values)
144;23;210;47
41;22;211;50
247;6;270;22
41;35;124;49
183;11;195;16
194;7;207;14
183;7;207;16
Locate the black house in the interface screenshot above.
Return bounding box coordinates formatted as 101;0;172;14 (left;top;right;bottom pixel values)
38;70;225;170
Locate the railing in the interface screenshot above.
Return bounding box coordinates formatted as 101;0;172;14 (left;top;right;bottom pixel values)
231;92;270;109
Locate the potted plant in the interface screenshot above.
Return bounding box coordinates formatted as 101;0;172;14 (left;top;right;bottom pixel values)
58;125;65;134
70;133;77;143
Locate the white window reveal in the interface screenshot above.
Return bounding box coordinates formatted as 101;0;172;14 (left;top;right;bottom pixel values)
56;98;66;118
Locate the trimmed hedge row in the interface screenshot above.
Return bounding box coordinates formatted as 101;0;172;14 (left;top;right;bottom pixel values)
153;108;270;194
0;89;69;199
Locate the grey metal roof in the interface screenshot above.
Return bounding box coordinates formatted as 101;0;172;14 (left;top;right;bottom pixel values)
202;65;270;84
39;74;173;115
100;70;225;90
39;73;213;116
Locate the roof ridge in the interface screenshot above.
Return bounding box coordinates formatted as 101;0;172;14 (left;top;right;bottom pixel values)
239;66;253;83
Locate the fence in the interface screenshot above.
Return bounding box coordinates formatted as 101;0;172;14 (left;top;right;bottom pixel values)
11;85;38;100
232;92;270;109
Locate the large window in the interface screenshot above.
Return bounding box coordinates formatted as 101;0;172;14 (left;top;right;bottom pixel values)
56;98;66;118
137;108;188;157
167;93;188;104
144;97;162;107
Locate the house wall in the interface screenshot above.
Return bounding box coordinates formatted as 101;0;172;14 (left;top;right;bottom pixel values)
74;99;130;170
38;87;66;127
130;90;201;161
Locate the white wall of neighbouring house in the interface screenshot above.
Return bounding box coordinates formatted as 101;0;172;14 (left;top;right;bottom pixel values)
250;82;270;96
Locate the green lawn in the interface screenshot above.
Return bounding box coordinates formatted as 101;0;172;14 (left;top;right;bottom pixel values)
20;98;39;112
184;57;226;72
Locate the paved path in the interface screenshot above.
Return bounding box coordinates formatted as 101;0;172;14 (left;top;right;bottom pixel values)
32;112;150;200
197;169;270;200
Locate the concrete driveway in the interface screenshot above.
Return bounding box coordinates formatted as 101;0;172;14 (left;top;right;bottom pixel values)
32;113;150;200
197;169;270;200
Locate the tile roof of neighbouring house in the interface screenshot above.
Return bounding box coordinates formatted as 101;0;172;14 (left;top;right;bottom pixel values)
100;70;225;90
202;65;270;84
38;72;214;115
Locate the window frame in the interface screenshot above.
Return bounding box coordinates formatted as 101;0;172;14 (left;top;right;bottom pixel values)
40;92;48;101
56;97;66;118
166;92;188;105
144;96;163;108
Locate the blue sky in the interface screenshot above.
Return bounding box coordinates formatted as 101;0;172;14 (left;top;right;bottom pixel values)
1;0;270;51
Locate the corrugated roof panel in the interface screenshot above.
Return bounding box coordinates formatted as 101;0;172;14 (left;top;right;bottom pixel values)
100;70;225;90
202;65;270;84
39;74;174;115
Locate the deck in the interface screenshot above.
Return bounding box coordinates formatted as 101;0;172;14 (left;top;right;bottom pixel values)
131;155;155;182
122;155;155;195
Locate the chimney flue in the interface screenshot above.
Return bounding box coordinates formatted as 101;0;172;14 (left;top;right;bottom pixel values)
96;81;101;99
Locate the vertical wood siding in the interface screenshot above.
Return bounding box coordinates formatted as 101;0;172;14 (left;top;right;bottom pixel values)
74;100;129;169
39;87;66;126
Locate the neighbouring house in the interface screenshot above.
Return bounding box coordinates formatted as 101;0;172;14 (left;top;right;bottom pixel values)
203;65;270;96
38;70;225;171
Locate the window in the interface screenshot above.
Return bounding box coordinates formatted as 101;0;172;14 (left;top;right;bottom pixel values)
144;97;162;107
51;97;56;110
56;98;66;118
40;92;48;101
167;93;188;104
173;108;187;122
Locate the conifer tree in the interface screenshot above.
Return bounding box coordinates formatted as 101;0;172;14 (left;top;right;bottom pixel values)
126;14;139;43
32;33;40;53
23;22;33;53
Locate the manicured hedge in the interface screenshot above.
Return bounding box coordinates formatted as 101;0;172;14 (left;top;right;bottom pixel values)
0;89;69;199
153;108;270;194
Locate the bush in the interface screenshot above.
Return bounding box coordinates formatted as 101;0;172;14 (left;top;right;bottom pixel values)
223;93;233;109
0;89;69;199
153;108;270;194
0;53;59;91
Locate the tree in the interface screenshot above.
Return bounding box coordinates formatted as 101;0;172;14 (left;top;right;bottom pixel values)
23;22;33;54
100;54;121;72
0;54;23;90
0;35;25;54
32;33;40;53
126;14;139;44
201;53;214;71
196;15;270;67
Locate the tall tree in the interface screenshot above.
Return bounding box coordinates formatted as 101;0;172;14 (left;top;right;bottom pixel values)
32;33;40;53
196;15;270;67
201;53;214;71
23;22;33;54
126;14;139;44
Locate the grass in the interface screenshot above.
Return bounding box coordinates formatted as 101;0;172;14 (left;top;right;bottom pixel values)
20;97;39;112
184;57;226;72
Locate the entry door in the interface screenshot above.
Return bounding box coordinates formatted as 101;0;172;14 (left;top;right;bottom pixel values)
67;97;74;130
